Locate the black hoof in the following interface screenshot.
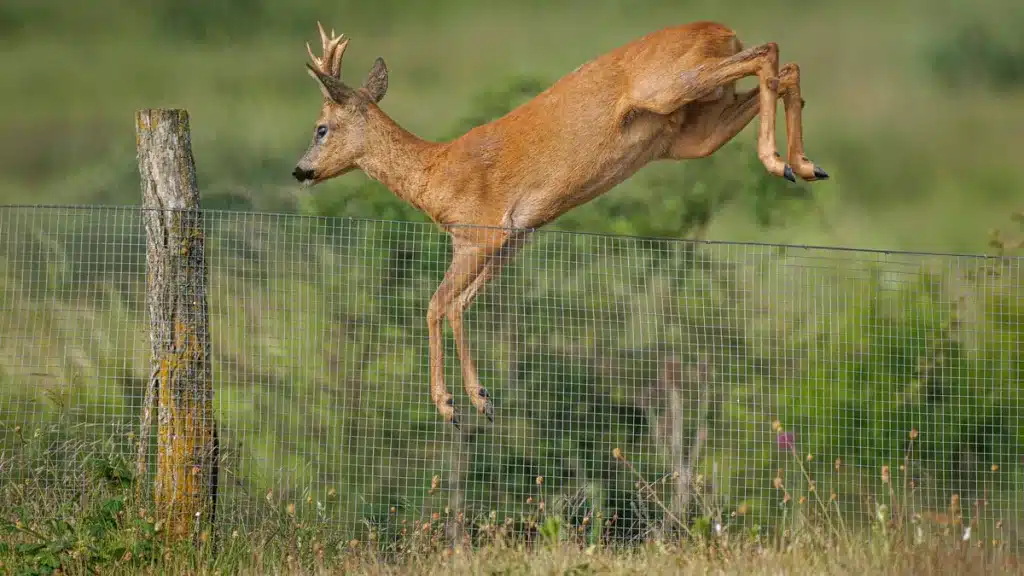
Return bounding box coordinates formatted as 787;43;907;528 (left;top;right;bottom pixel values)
813;166;829;180
783;164;796;183
451;416;461;430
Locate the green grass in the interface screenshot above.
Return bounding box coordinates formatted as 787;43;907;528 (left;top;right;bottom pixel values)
2;412;1022;575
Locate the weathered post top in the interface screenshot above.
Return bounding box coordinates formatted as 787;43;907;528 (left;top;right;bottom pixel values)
136;108;200;212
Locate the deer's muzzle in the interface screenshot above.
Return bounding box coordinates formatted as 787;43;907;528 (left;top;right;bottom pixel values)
292;166;316;182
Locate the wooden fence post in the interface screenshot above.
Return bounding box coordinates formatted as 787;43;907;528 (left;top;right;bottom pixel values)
134;109;219;542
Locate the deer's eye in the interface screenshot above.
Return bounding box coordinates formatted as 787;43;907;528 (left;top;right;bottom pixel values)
315;125;328;140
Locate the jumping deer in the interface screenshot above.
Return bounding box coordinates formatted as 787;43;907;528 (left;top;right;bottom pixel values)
292;21;829;428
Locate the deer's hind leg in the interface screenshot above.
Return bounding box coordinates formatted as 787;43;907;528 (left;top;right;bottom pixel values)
632;42;826;182
661;62;828;181
777;63;828;181
666;85;761;160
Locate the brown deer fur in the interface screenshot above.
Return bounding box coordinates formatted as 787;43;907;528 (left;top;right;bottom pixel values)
293;21;829;427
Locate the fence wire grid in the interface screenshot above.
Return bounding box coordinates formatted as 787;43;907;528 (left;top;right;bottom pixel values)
1;204;1022;551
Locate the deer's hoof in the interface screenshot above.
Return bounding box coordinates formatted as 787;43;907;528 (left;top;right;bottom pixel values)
783;164;796;183
813;166;829;180
436;394;460;428
476;387;495;422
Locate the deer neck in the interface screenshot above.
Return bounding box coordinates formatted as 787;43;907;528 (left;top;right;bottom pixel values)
356;106;442;208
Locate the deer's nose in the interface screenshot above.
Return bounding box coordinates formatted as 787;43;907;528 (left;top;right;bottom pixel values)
292;166;315;181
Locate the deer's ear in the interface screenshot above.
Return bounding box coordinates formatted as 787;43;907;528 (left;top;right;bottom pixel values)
306;64;352;103
363;57;388;103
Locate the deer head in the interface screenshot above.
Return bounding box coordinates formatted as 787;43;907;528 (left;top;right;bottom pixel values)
292;22;389;185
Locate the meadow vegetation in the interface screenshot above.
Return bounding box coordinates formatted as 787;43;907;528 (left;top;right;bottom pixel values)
1;0;1023;574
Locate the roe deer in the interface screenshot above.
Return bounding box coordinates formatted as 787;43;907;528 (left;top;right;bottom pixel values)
292;21;829;428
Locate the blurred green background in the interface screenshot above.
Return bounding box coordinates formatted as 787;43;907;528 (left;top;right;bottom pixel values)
1;0;1022;250
1;0;1023;555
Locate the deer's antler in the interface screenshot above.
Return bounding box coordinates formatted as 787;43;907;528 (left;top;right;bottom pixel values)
306;21;349;78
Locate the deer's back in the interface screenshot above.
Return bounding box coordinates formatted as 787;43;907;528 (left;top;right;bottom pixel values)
427;21;741;229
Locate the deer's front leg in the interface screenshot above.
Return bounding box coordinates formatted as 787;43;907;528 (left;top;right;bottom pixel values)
447;262;495;421
427;240;500;428
447;231;527;421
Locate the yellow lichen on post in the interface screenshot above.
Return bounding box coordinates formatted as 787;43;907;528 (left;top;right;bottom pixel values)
135;108;219;543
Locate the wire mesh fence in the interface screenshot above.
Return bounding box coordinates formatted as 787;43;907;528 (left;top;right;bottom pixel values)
1;204;1022;551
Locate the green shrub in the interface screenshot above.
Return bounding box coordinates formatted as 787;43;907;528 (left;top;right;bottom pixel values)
928;18;1024;91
